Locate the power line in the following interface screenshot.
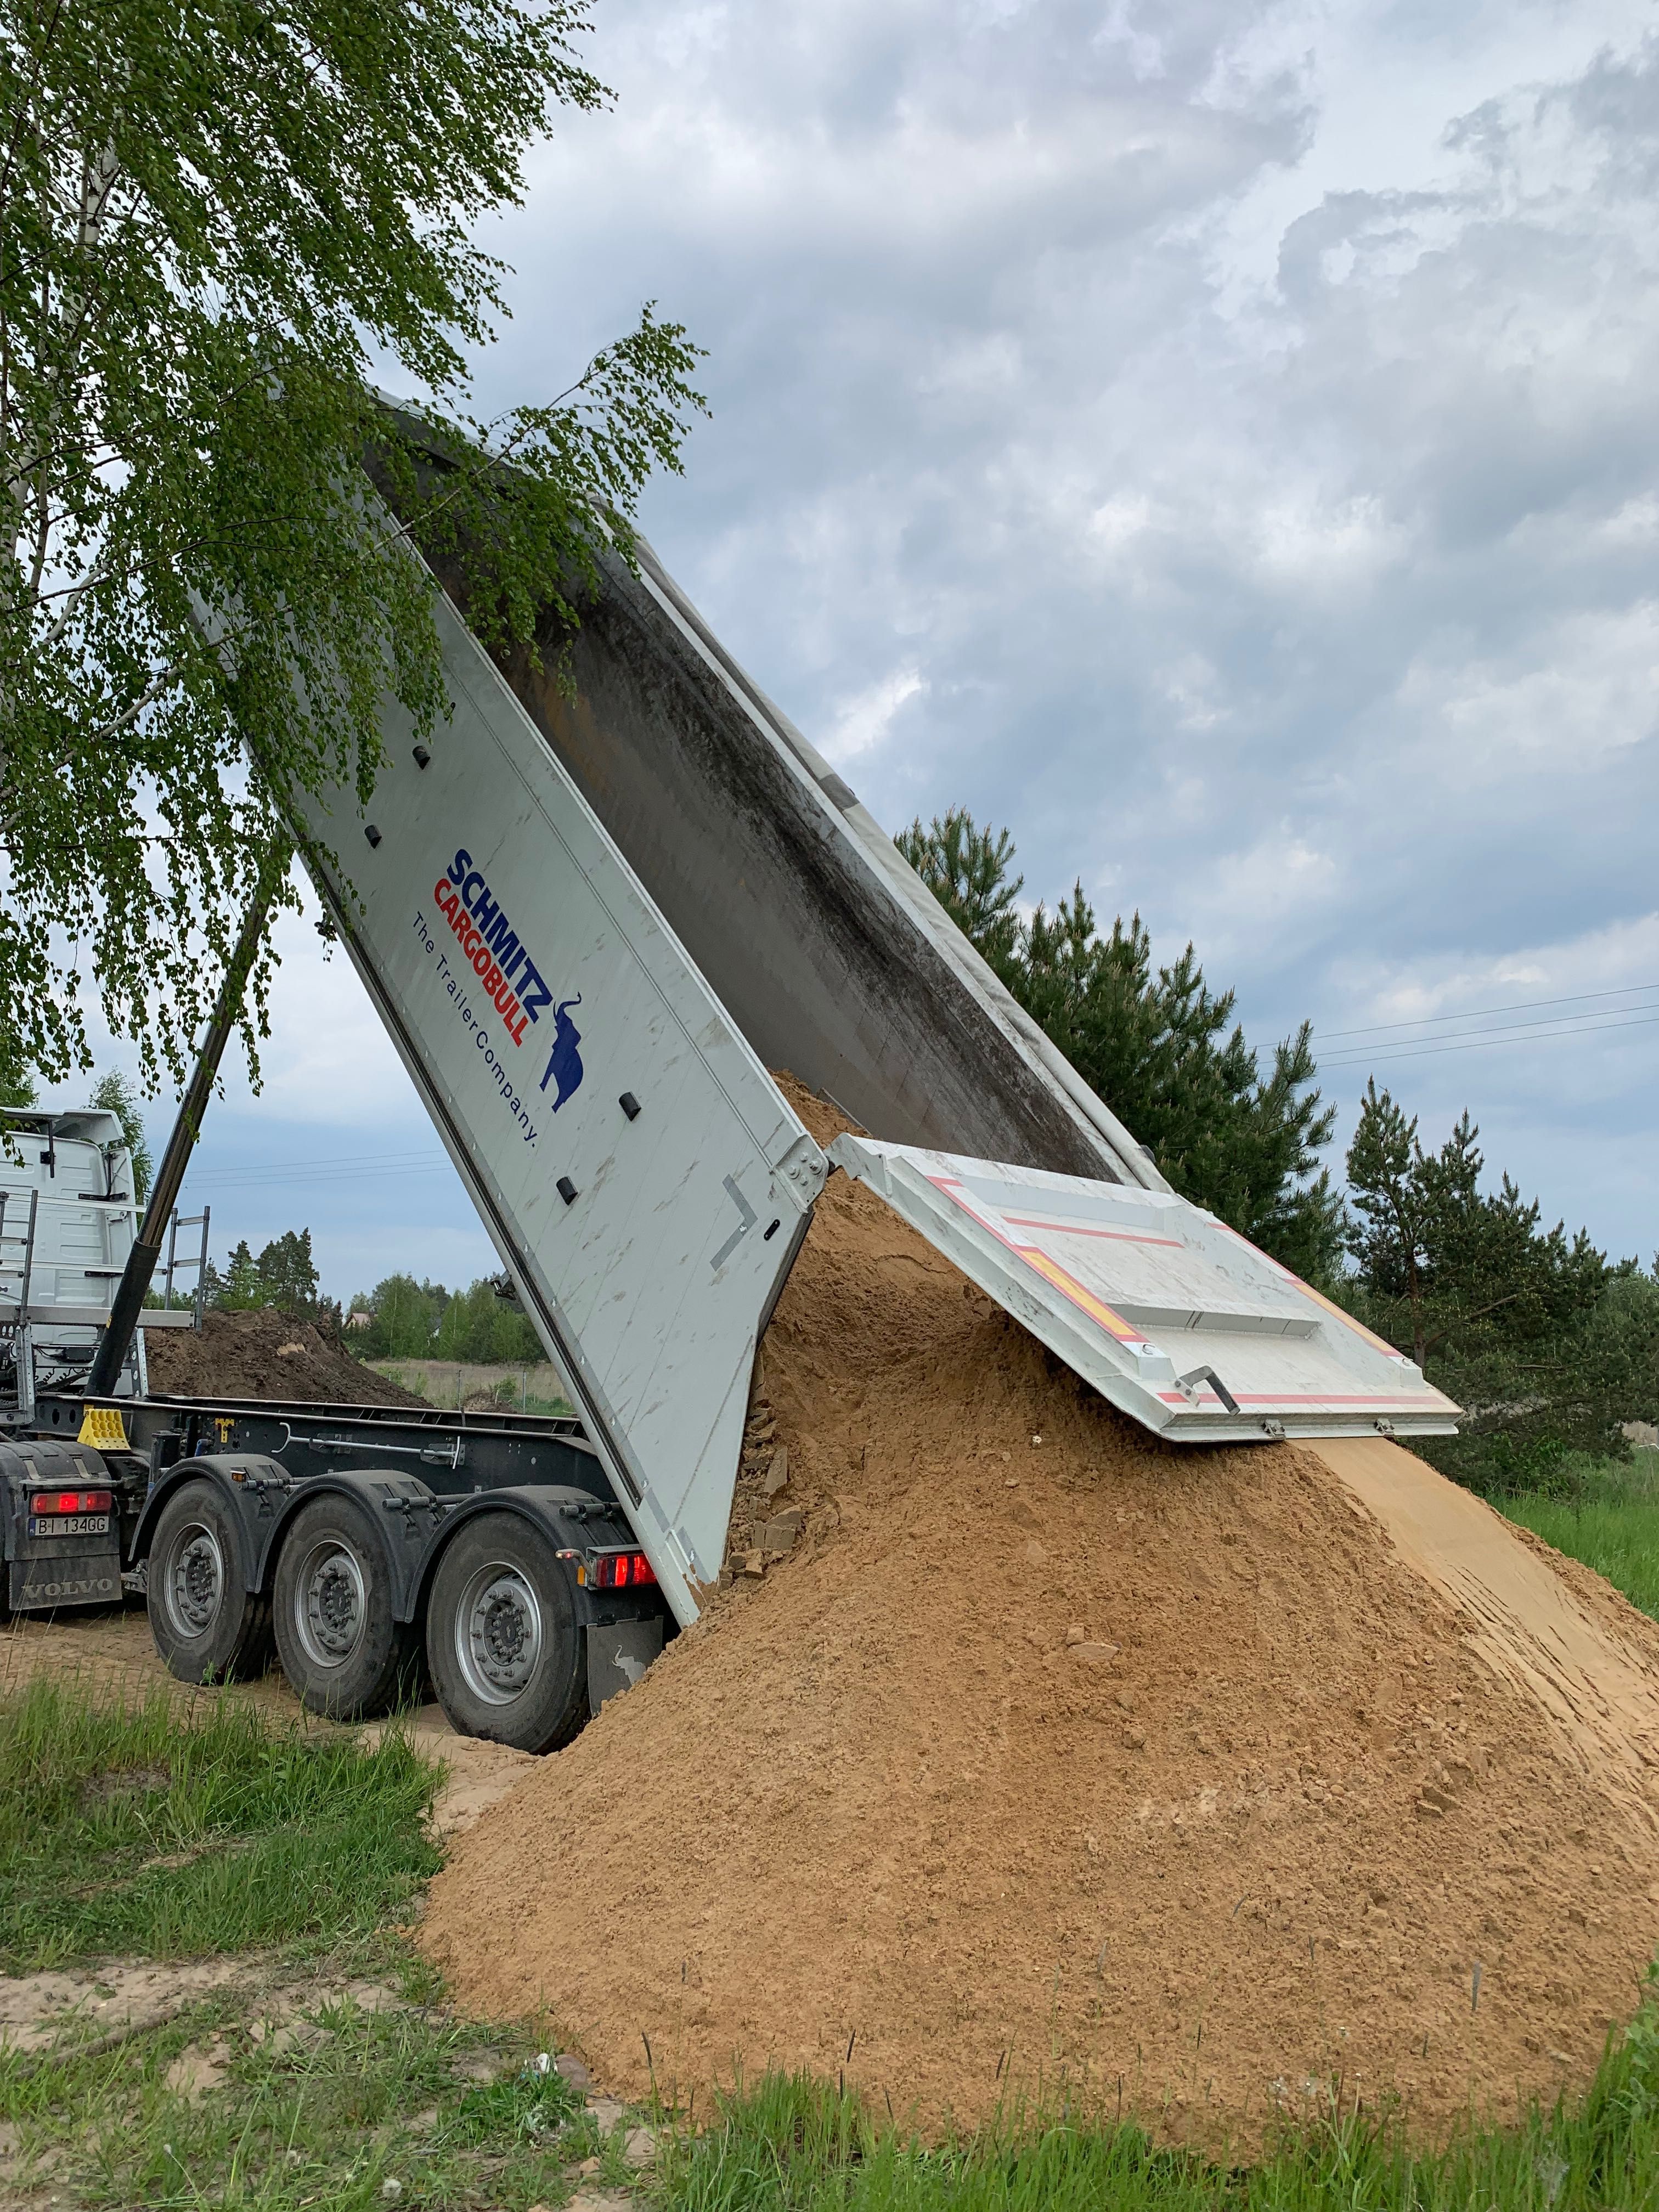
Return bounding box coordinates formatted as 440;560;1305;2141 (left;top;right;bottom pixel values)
1322;1008;1659;1071
1319;980;1659;1043
1323;1003;1659;1059
179;1149;452;1190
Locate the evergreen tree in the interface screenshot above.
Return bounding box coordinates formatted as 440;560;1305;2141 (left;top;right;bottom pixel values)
255;1229;320;1318
215;1240;263;1311
896;812;1342;1280
896;810;1024;985
1341;1081;1646;1487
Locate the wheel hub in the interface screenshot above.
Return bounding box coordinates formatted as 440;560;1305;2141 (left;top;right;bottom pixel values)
166;1525;223;1640
294;1541;366;1668
456;1565;543;1705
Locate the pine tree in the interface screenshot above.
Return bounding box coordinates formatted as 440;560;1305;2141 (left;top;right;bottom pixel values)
216;1240;263;1311
896;812;1342;1280
896;810;1024;984
255;1229;320;1318
1341;1082;1637;1487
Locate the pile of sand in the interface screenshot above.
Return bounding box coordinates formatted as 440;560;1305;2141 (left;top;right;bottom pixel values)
422;1086;1659;2146
144;1309;425;1409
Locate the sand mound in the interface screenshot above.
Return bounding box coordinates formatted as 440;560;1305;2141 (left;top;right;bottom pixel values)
422;1085;1659;2145
144;1308;425;1408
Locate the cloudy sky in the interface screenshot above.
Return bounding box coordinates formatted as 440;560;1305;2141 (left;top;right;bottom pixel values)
58;0;1659;1297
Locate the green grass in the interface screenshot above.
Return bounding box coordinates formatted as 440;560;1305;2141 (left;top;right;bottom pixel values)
0;1677;440;1969
1497;1448;1659;1622
0;1679;626;2208
0;1967;630;2210
654;2026;1659;2212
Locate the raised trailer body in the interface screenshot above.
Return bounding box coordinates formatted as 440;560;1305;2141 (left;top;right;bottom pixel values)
3;522;1454;1753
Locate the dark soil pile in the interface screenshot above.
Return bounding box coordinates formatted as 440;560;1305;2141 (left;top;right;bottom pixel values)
144;1309;426;1408
421;1082;1659;2146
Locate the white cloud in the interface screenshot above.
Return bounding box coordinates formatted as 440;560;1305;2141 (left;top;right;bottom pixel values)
826;667;929;764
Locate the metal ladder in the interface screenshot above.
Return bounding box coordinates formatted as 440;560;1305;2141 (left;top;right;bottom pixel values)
161;1205;211;1327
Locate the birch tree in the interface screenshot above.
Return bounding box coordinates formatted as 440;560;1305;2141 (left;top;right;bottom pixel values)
0;0;702;1094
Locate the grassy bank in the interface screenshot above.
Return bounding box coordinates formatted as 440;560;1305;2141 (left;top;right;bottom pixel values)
658;2051;1659;2211
0;1680;625;2209
0;1680;439;1971
1496;1448;1659;1621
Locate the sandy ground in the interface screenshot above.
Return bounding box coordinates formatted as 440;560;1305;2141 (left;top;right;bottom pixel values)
0;1605;534;1839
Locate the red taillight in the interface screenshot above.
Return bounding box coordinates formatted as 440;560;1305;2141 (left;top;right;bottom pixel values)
31;1489;111;1515
591;1550;656;1589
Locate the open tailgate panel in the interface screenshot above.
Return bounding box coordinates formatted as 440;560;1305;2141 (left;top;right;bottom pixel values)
829;1136;1459;1443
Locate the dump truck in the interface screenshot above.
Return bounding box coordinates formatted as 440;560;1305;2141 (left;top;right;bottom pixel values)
0;515;1458;1751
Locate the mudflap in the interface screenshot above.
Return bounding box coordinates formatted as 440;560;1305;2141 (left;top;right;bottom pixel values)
9;1550;123;1610
587;1617;664;1714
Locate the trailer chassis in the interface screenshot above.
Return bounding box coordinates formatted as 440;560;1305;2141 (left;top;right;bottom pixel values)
4;1391;667;1754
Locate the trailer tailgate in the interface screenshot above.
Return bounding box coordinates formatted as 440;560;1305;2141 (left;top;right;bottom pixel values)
828;1136;1459;1442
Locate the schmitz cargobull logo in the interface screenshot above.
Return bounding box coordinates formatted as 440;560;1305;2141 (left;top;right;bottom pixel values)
431;849;587;1113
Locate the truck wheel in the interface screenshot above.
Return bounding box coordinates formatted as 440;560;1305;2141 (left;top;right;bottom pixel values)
427;1515;586;1754
273;1495;418;1719
147;1479;273;1684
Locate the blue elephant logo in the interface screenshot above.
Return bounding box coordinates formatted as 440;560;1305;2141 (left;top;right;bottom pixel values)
539;995;584;1110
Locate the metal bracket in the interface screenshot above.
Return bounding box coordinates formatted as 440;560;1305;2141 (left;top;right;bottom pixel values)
1176;1363;1240;1415
710;1175;758;1272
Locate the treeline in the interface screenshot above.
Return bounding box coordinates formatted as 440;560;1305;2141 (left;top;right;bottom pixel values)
154;1229;338;1323
1342;1081;1659;1491
901;809;1659;1493
342;1273;544;1366
181;1237;545;1370
202;1231;329;1320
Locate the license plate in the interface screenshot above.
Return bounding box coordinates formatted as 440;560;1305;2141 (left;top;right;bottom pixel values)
28;1515;110;1539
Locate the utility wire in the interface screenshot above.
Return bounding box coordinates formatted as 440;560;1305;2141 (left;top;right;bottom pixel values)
1319;980;1659;1042
1322;1008;1659;1071
178;1148;452;1190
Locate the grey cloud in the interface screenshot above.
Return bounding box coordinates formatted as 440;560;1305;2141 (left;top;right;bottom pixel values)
473;2;1659;1251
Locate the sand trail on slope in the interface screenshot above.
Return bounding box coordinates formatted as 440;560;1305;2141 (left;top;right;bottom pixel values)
1311;1437;1659;1813
422;1086;1659;2146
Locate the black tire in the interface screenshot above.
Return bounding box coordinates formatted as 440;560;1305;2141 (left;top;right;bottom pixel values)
426;1514;586;1754
272;1494;419;1719
146;1479;273;1684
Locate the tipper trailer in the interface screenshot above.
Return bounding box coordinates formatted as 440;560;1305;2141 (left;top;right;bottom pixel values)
0;515;1458;1751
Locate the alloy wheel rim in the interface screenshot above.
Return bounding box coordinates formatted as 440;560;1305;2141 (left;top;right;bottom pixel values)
455;1562;542;1706
293;1538;366;1669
